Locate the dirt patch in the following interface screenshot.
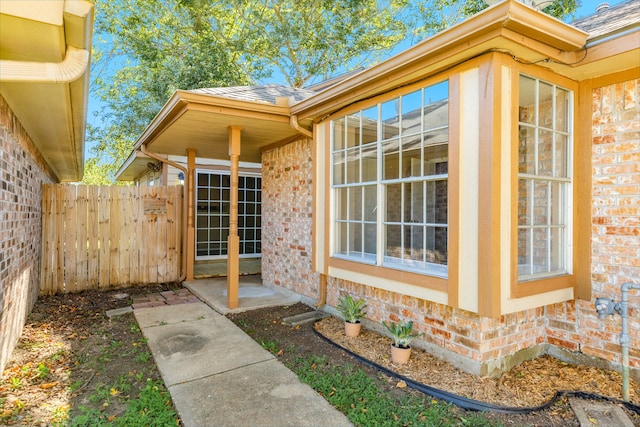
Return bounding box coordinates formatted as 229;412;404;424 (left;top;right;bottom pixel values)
228;303;640;427
1;284;182;426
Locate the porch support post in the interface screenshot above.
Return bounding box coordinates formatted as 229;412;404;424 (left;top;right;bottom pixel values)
227;126;242;309
186;148;196;281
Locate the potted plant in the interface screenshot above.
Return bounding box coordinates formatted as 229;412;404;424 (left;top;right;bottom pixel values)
381;320;423;364
336;295;367;337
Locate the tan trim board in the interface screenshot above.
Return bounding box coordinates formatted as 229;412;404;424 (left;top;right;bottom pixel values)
329;258;448;293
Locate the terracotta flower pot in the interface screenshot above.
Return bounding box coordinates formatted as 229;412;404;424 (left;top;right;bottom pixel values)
344;321;362;337
390;344;411;364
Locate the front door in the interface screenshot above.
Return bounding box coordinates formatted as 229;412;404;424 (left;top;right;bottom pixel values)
195;170;262;260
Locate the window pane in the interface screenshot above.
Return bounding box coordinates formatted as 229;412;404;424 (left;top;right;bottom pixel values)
426;180;447;224
383;139;400;180
385;224;402;259
532;227;549;273
382;99;400;139
555;87;570;132
518;228;531;275
550;227;564;271
401;134;422;178
333;118;345;150
426;226;447;265
386;183;402;222
550;181;564;225
346;113;360;147
533;180;549;226
362;143;377;182
362;106;378;144
346;147;360;184
349;187;362;221
333;152;345;185
424;81;449;129
519;75;536;125
554;134;568;178
336;222;348;255
537;129;553;176
364;223;376;256
349;222;363;253
539;82;553;128
364;185;377;222
402;90;422;135
518;126;536;174
335;188;348;220
408;225;424;262
518;179;531;226
404;181;424;223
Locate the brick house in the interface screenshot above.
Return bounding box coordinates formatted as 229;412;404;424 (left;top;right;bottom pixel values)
120;0;639;380
0;1;94;372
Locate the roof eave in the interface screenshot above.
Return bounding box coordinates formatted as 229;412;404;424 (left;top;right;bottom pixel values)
291;0;588;120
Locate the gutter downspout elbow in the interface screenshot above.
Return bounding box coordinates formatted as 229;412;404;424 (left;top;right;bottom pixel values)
0;47;90;83
290;115;313;139
140;144;188;283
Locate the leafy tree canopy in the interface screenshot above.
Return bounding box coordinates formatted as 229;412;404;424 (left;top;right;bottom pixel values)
84;0;577;184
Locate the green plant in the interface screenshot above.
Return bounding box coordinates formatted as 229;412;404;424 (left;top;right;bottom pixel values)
381;320;423;348
336;295;367;323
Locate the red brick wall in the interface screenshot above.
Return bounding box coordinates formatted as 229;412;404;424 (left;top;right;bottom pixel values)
264;78;639;378
0;95;56;373
547;78;640;373
261;138;319;299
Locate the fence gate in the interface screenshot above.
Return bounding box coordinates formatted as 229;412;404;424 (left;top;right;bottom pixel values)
40;185;183;295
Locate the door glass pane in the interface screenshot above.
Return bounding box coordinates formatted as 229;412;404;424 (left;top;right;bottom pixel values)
196;172;262;259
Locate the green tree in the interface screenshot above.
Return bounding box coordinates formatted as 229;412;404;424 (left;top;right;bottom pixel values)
408;0;578;40
84;0;254;184
84;0;577;184
241;0;408;88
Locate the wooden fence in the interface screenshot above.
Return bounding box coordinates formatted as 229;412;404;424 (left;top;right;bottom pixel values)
40;185;183;295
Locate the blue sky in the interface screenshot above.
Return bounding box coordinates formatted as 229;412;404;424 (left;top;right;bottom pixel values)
85;0;626;155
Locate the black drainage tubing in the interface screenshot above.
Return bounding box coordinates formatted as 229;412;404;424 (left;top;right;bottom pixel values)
312;324;640;415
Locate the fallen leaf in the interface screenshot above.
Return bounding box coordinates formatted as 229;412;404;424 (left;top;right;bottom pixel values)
40;382;59;389
276;349;284;356
110;388;119;396
396;380;407;388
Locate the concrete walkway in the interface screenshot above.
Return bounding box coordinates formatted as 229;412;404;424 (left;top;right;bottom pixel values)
134;301;352;427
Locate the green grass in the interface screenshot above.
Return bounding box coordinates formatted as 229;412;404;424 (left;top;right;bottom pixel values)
288;355;501;427
68;379;177;427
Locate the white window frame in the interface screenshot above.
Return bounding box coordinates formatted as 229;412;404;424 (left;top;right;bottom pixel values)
517;74;573;281
331;81;449;277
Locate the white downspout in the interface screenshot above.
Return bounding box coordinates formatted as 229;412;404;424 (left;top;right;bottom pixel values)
0;46;90;83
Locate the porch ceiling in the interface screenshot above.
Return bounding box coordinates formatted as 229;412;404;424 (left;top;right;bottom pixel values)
136;90;308;164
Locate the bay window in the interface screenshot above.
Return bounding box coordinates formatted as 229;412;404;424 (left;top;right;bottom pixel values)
517;74;572;280
331;81;449;277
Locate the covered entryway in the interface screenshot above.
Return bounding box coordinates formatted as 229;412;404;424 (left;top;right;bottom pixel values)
117;85;315;309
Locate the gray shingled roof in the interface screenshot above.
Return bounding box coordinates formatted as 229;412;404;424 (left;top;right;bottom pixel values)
571;0;640;40
188;84;316;105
